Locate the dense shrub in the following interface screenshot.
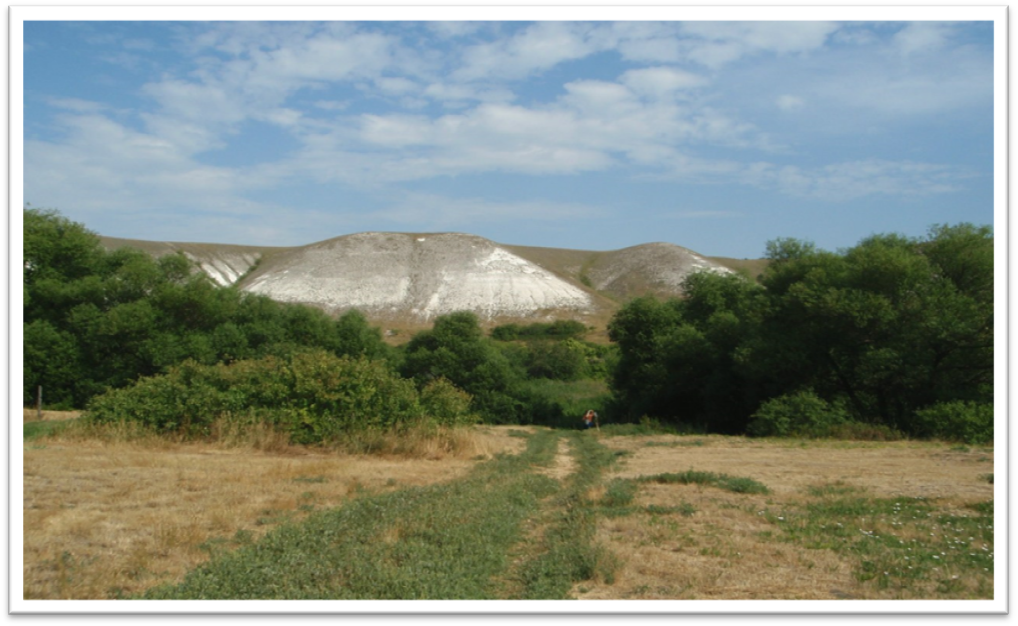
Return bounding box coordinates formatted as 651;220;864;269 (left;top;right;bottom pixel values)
418;378;476;428
524;340;588;381
84;350;477;444
913;401;994;445
490;320;587;341
746;390;848;438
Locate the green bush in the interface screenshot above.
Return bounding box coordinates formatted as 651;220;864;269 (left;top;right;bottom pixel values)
418;378;478;428
490;320;586;341
84;350;474;444
913;401;994;444
746;390;848;438
524;340;588;381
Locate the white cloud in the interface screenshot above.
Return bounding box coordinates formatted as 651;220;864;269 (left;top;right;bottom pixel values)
679;21;841;67
24;112;276;223
369;192;604;230
621;67;707;99
560;80;639;117
452;22;604;81
605;22;684;63
45;97;109;114
813;51;990;116
744;159;967;200
374;76;419;96
257;32;395;84
646;150;970;201
894;22;951;56
671;210;744;219
426;21;486;39
142;79;246;127
360;114;434;147
776;94;805;111
313;100;350;111
421;82;516;107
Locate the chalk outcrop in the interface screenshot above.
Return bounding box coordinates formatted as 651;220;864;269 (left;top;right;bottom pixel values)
238;233;595;321
101;232;736;325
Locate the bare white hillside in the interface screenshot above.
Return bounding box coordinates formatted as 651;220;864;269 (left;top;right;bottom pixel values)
586;242;734;300
100;237;270;287
241;232;594;321
102;233;744;326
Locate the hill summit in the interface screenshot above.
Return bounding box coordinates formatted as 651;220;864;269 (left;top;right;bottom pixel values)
101;231;735;327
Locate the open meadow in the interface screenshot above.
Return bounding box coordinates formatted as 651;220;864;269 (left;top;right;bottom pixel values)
22;414;994;601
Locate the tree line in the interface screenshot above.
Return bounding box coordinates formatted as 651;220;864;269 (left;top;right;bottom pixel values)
24;208;992;443
608;225;993;443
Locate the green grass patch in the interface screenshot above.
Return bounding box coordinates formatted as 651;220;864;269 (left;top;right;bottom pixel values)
806;481;866;498
24;420;73;441
638;470;770;495
644;439;706;448
645;503;697;517
760;494;994;598
600;478;638;508
519;378;611;429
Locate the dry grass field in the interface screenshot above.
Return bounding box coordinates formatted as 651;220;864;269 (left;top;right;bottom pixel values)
21;420;994;601
576;435;994;600
22;420;525;600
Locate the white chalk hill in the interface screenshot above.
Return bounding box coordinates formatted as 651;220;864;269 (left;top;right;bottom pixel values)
244;232;594;321
101;232;734;325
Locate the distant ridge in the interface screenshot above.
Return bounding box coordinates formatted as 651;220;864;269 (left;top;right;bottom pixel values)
101;232;737;328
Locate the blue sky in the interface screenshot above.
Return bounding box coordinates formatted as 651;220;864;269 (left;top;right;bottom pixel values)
20;11;998;259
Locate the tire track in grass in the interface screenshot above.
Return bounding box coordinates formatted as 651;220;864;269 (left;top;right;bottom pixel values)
140;430;563;600
498;431;623;599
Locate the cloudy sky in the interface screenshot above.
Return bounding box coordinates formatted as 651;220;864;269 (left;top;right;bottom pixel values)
19;8;999;258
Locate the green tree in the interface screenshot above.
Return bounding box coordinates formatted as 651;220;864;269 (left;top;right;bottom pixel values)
608;273;763;432
401;312;528;423
752;227;993;431
334;309;390;361
607;224;993;440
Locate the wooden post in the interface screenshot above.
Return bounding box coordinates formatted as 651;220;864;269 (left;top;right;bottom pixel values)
37;385;43;420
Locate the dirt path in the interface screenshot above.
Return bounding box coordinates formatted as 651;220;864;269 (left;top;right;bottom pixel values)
535;436;577;483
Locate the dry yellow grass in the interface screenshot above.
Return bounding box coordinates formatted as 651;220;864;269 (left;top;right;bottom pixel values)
572;435;994;600
22;424;524;599
23;409;80;422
